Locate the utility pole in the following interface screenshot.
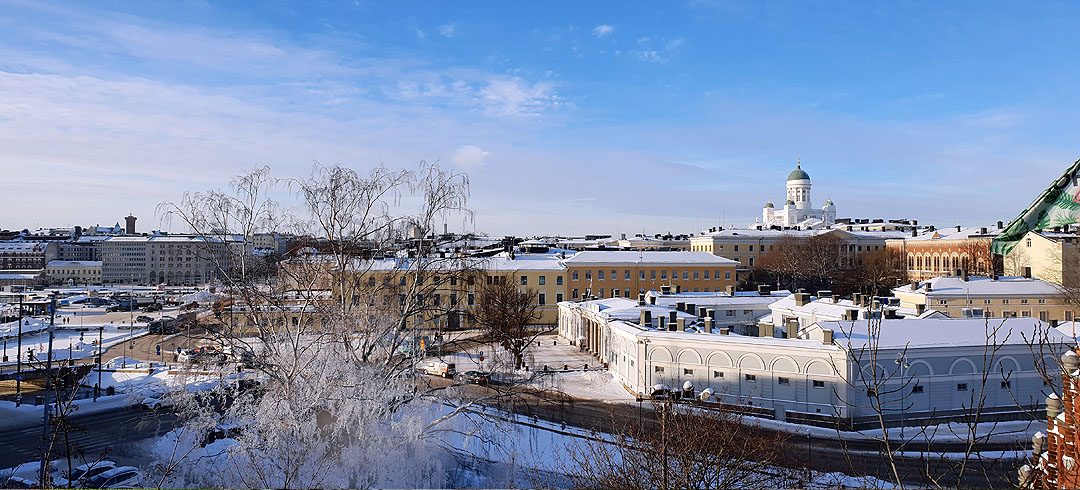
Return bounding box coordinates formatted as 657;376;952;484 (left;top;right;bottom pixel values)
39;292;56;485
16;295;23;406
94;325;103;401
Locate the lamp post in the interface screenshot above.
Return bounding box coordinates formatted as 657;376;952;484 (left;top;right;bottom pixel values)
895;353;910;440
16;295;23;406
39;292;56;484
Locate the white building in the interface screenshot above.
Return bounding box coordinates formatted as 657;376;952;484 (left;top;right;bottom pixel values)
759;161;837;230
101;235;250;285
558;294;1066;428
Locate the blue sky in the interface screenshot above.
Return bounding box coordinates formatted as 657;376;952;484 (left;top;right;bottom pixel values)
3;1;1080;236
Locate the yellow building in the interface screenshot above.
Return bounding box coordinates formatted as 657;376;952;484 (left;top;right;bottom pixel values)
891;275;1075;322
1002;230;1080;287
45;260;102;285
690;228;899;270
562;251;737;300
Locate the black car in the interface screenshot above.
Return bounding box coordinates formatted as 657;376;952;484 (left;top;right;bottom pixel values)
463;371;491;385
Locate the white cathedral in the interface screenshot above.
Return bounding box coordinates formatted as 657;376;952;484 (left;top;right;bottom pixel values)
756;161;836;230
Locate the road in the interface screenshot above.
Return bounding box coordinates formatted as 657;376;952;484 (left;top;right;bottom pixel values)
0;406;180;471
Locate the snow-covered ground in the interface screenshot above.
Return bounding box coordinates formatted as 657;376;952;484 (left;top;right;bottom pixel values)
532;370;635;402
0;325;146;365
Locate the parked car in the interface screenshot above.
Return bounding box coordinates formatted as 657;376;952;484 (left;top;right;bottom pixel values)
140;395;175;411
135;315;153;323
82;466;141;489
176;350;197;363
142;303;162;312
200;422;246;447
54;460;117;487
423;361;456;378
462;371;491;385
105;304;126;312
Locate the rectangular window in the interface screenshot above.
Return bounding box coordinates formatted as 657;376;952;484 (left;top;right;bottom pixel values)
744;374;756;382
612;288;620;297
597;288;604;298
726;310;735;317
539;275;546;285
661;270;667;280
1039;299;1046;304
957;383;968;391
557;275;563;285
693;270;699;280
812;380;825;388
939;300;948;305
598;270;604;280
572;271;578;281
585;270;592;280
725;271;731;280
704;270;710;280
572;288;579;299
625;270;631;280
748;245;754;252
984;299;991;305
611;270;616;280
1001;381;1011;389
556;292;564;303
640;270;646;280
1068;311;1074;321
749;257;755;267
538;293;546;305
624;288;630;297
1039;311;1048;321
650;270;657;280
713;371;723;378
912;385;923;394
467;292;475;306
521;276;528;286
778;377;790;386
1002;299;1010;305
683;368;693;376
450;293;458;306
450;276;457;286
682;270;688;280
734;245;740;252
1021;299;1029;304
654;366;665;373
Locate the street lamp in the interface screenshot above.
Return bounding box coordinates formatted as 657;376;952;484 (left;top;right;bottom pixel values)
895;353;910;440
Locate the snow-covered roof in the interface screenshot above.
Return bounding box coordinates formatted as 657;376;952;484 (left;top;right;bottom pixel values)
819;317;1067;350
562;251;737;266
902;226;1002;241
893;276;1062;298
0;242;45;253
647;291;787;308
46;260;102;267
769;294;868;319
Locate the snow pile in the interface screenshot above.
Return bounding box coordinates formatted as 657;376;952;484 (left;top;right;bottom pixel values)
0;317;48;338
533;370;634;403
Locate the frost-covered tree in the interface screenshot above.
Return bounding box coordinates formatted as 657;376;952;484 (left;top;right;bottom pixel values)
150;161;506;489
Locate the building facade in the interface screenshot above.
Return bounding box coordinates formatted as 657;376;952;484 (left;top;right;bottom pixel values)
891;275;1075;322
887;225;1003;280
759;161;837;230
562;251;738;301
45;260;103;285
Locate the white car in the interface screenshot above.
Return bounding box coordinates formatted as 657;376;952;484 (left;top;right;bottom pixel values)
423;361;456;378
83;466;141;489
54;460;117;487
140;395;175;411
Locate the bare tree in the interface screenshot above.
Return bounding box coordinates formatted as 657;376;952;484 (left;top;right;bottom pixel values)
470;272;543;370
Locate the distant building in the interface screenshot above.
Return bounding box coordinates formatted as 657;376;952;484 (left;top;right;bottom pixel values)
45;260;102;285
891;275;1073;322
1002;229;1080;288
100;235;249;285
0;241;58;270
690;228;903;270
759;161;836;230
886;224;1003;280
563;251;738;301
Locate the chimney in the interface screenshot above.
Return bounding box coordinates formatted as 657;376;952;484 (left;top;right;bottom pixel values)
915;304;925;315
911;281;919;290
832;294;840;304
956;225;962;232
661;285;671;295
685;303;696;317
638;293;646;306
124;215;137;235
911;229;917;237
718;327;729;335
997;220;1004;229
676;301;686;312
961;269;968;281
706;309;716;322
704;317;714;333
925;283;931;292
817;290;832;301
1051;319;1059;329
726;285;735;295
759;323;774;338
649;295;657;305
853;293;862;305
669;310;678;325
697;306;708;317
1022;267;1032;278
757;284;770;296
640;310;652;327
929;225;936;231
675;285;682;294
822;329;833;344
979;227;987;235
794;293;810;307
676;318;686;332
786;318;799;339
658;316;666;330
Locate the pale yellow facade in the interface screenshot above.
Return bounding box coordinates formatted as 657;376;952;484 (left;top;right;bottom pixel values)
1002;230;1080;287
891;276;1076;322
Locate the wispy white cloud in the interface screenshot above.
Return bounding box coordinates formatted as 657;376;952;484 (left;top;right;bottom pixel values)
477;76;560;117
592;24;614;37
450;145;491;168
439;23;456;38
634;50;665;63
